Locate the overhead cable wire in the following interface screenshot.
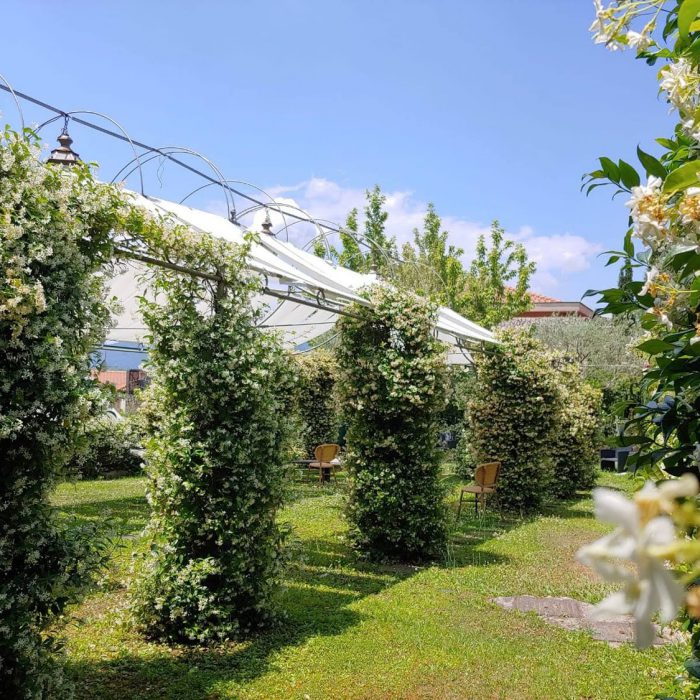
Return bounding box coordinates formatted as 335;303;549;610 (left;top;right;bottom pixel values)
0;83;419;269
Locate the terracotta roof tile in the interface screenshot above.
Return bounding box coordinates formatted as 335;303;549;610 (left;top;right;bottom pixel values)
528;291;561;304
505;286;561;304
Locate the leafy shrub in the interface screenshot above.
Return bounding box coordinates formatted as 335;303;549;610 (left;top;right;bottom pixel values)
130;219;295;643
337;285;448;562
65;416;142;478
519;316;644;443
294;349;340;457
466;329;560;512
0;130;123;698
550;364;602;499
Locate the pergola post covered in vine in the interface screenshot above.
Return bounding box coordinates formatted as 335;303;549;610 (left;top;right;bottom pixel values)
123;207;297;642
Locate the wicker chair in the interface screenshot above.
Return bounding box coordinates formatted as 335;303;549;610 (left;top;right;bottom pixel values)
457;461;501;516
308;443;341;483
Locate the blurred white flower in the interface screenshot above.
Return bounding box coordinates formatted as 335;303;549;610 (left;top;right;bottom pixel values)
577;485;685;647
656;474;699;510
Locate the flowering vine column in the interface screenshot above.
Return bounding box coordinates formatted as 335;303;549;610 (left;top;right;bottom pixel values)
0;130;123;697
130;222;295;642
336;285;448;562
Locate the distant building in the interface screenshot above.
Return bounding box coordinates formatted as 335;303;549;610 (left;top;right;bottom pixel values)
93;368;148;394
517;291;594;319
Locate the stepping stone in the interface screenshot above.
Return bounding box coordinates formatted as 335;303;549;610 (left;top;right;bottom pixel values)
492;595;683;647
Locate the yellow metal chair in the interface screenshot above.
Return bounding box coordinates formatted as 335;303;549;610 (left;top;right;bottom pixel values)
457;461;501;516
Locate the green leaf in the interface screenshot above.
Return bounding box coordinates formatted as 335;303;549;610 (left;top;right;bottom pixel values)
689;274;700;307
615;434;653;447
685;657;700;679
656;137;677;150
618;160;641;189
599;157;620;183
668;248;698;272
663;160;700;194
623;229;635;257
679;0;700;38
637;146;667;178
637;339;676;355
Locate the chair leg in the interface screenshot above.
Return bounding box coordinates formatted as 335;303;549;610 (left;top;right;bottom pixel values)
457;490;464;518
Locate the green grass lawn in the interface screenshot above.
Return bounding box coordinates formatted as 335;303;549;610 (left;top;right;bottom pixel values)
51;472;687;700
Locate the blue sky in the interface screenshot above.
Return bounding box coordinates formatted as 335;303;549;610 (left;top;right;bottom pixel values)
1;1;675;300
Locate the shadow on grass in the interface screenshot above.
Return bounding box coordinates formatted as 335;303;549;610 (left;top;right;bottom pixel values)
283;472;351;506
66;532;415;700
62;473;607;699
444;482;600;567
57;496;150;537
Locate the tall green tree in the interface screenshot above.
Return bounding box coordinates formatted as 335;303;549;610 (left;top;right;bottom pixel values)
363;185;396;275
338;206;365;271
617;259;633;289
313;186;396;274
460;221;535;328
313;207;365;270
396;203;468;312
314;193;534;328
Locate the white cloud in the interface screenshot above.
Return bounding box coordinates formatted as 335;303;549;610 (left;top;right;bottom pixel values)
236;177;602;298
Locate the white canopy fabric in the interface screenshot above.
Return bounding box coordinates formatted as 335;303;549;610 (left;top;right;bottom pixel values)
106;193;495;362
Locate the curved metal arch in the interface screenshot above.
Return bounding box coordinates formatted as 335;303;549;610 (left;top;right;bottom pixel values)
35;109;145;195
112;146;233;216
179;179;290;235
35;113;67;132
0;73;25;134
110;148;160;182
110;145;234;217
263;216;335;256
236;200;328;248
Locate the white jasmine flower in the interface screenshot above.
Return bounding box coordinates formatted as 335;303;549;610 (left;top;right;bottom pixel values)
660;59;700;115
641;266;659;296
590;0;616;48
627;31;652;51
626;176;669;245
626;176;664;206
577;485;685;647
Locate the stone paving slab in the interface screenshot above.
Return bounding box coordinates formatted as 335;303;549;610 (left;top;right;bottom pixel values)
492;595;683;647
